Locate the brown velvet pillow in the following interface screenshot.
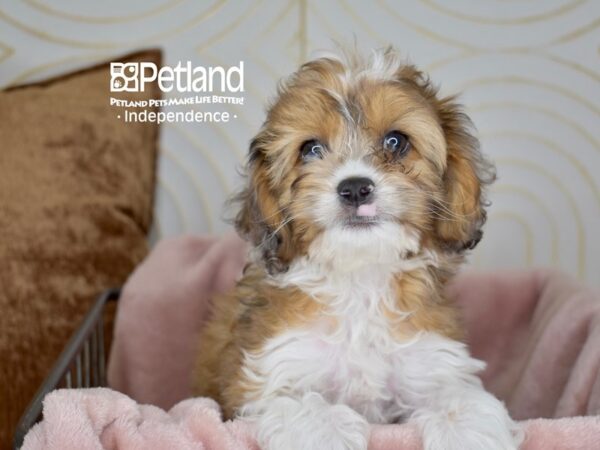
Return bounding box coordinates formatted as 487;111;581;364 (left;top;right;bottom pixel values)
0;49;161;448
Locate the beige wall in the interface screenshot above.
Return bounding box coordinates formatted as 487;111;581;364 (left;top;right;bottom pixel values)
1;0;598;284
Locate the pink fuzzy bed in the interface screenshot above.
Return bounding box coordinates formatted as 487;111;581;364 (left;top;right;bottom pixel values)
23;234;600;449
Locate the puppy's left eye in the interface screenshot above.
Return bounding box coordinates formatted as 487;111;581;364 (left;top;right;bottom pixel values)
300;140;325;162
383;131;410;156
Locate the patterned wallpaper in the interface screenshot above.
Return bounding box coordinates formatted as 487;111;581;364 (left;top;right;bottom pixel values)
0;0;598;284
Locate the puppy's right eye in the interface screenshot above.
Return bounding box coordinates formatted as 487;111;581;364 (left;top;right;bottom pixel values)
383;131;410;156
300;140;325;162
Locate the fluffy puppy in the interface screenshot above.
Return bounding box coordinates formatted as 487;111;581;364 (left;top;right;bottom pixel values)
194;48;522;450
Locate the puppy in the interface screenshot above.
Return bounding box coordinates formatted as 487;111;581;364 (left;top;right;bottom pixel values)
194;48;522;450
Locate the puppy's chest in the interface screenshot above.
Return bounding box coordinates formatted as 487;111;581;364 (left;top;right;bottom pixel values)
248;282;410;423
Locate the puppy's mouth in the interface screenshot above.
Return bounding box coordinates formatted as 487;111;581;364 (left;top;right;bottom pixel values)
342;203;379;229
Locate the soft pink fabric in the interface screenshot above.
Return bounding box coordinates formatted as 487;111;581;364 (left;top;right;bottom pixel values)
22;388;259;450
23;234;600;449
450;270;600;419
107;233;248;408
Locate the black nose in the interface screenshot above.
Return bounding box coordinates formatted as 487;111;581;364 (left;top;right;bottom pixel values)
337;177;375;207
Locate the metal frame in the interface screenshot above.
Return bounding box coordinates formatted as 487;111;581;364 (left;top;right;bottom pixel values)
13;288;120;449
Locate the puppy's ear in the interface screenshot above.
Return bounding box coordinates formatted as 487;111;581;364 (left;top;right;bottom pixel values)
233;132;293;274
434;98;495;252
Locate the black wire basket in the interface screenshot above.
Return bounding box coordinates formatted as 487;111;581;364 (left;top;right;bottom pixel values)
13;288;120;449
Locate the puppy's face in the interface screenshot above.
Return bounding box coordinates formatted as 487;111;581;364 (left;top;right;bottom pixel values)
236;50;493;273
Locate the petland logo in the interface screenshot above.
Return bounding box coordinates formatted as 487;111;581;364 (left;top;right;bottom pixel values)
110;61;244;93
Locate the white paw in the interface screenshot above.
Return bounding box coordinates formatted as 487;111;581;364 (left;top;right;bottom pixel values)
415;396;523;450
256;393;369;450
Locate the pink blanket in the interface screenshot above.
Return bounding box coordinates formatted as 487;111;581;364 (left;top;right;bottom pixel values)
23;234;600;449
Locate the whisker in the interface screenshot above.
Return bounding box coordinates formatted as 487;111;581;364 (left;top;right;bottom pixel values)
269;215;295;237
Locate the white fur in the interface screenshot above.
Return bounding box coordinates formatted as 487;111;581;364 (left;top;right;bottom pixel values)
239;233;521;449
311;47;405;85
246;393;369;450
